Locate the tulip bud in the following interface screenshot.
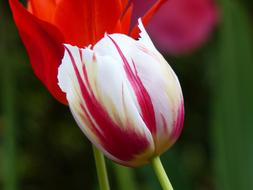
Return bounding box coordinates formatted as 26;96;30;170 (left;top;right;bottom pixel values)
58;20;184;167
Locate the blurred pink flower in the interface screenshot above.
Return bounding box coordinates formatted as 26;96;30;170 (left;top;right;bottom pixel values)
132;0;219;55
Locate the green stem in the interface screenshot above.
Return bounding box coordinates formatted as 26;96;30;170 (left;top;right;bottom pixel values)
92;145;110;190
151;157;173;190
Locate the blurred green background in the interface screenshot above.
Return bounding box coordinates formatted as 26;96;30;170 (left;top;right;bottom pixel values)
1;0;253;189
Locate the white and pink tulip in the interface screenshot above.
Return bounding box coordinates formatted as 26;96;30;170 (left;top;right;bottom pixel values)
58;20;184;167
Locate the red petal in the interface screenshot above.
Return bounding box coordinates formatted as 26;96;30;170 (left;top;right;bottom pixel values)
113;3;133;34
53;0;124;46
9;0;67;104
27;0;57;23
119;0;129;10
121;3;134;34
130;0;167;38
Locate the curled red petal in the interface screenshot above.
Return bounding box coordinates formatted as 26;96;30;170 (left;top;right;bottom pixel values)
119;0;129;10
130;0;167;38
113;3;133;34
9;0;67;104
121;3;134;34
27;0;58;23
53;0;124;46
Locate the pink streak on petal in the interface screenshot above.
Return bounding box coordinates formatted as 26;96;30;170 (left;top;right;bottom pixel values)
107;35;157;134
161;113;169;134
171;99;185;141
65;47;150;162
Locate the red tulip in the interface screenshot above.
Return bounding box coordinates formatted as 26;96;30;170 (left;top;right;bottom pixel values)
9;0;167;104
132;0;219;55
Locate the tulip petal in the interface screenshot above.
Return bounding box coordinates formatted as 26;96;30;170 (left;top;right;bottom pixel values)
114;3;134;35
9;0;67;104
53;0;125;46
58;44;155;166
27;0;58;23
94;20;184;154
120;0;129;9
136;20;184;153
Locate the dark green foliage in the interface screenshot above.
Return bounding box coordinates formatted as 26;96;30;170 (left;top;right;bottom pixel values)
211;0;253;189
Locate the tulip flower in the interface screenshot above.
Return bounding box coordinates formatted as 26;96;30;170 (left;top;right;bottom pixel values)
132;0;219;55
9;0;184;189
58;20;184;166
9;0;166;104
